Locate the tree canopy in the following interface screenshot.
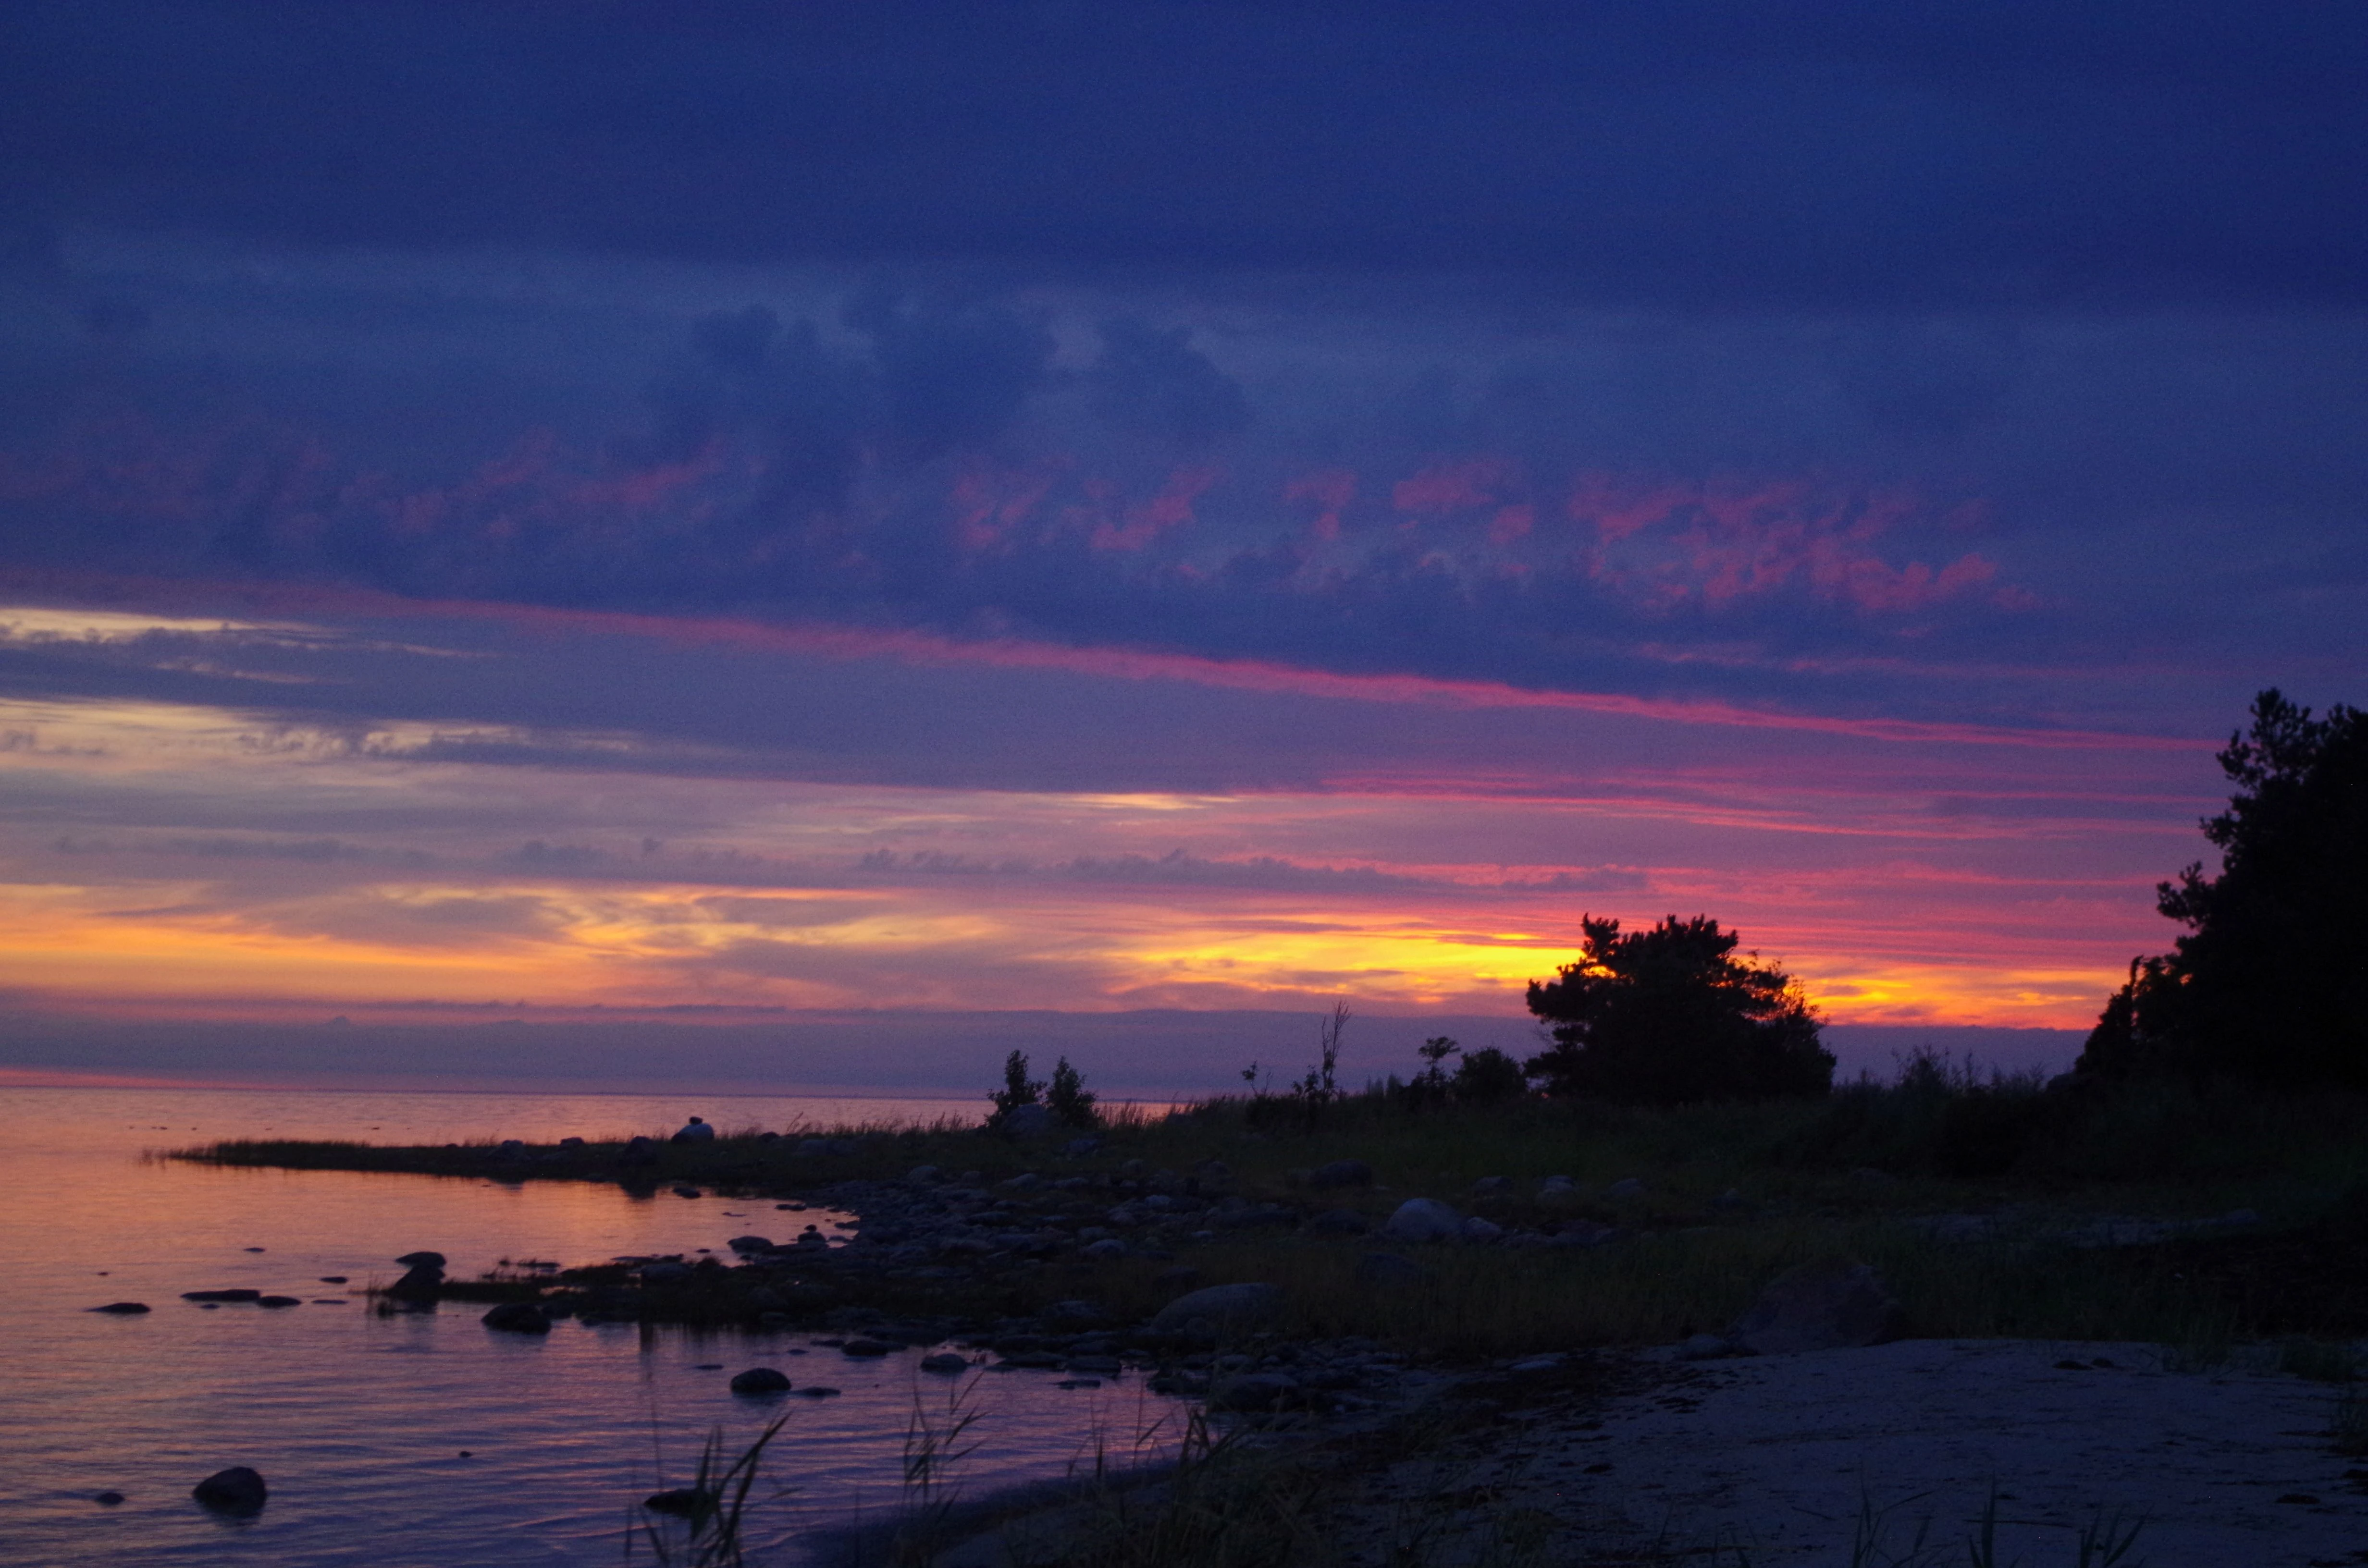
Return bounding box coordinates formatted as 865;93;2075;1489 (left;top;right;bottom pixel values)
2077;688;2368;1088
1523;914;1833;1104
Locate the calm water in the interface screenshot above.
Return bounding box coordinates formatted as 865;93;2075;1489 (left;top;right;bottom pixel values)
0;1087;1187;1568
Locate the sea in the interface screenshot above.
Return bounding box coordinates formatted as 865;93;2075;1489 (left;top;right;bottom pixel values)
0;1086;1191;1568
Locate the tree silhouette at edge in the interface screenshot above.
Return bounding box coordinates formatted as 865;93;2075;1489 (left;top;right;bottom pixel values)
2077;688;2368;1088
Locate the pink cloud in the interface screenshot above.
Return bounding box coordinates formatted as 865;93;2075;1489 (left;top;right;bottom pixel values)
948;459;1063;551
1283;468;1357;540
1566;470;2007;616
1092;464;1222;551
1392;456;1520;519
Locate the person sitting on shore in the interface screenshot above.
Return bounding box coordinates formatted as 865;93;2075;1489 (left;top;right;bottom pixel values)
671;1115;717;1144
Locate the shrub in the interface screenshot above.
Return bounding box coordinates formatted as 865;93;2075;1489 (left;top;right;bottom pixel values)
1450;1046;1528;1105
989;1050;1045;1121
1046;1055;1100;1130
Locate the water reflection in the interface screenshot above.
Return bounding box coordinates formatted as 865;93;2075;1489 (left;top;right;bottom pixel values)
0;1087;1187;1566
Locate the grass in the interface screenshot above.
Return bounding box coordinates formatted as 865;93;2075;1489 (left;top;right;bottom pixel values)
180;1066;2368;1356
634;1414;789;1568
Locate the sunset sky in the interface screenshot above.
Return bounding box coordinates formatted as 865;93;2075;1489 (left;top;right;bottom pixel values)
0;3;2361;1088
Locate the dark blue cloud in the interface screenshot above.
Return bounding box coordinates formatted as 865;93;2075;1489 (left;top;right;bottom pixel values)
5;1;2363;306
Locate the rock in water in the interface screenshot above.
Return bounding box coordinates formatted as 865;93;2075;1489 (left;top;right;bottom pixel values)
386;1259;445;1304
393;1251;447;1270
481;1302;553;1334
919;1351;971;1374
87;1301;150;1314
729;1367;792;1395
192;1467;268;1515
1148;1281;1284;1334
644;1487;707;1517
1726;1258;1905;1354
1382;1198;1463;1243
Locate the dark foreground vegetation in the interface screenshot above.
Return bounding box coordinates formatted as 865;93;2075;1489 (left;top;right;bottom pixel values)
188;1063;2368;1356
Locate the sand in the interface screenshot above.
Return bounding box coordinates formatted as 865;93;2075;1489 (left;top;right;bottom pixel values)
1357;1339;2368;1566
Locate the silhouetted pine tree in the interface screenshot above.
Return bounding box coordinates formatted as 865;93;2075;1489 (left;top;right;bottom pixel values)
2078;689;2368;1087
1523;914;1833;1103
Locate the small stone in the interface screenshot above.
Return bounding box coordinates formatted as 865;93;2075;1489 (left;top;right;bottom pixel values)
94;1491;124;1506
728;1367;792;1395
839;1338;896;1356
920;1352;971;1374
255;1296;301;1309
1605;1177;1647;1199
1469;1176;1513;1195
672;1185;703;1199
1459;1216;1504;1243
795;1385;841;1397
192;1467;268;1515
907;1164;942;1185
1306;1209;1369;1236
181;1289;263;1303
394;1251;447;1270
1508;1353;1565;1372
1082;1238;1126;1260
726;1235;775;1253
644;1487;706;1516
87;1301;150;1314
1308;1159;1374;1189
318;1276;348;1284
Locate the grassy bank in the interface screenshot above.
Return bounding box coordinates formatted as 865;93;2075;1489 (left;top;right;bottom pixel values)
183;1072;2368;1355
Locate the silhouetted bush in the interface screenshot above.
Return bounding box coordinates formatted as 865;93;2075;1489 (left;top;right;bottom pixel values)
2078;688;2368;1089
1523;914;1834;1104
1450;1046;1529;1105
1045;1055;1099;1129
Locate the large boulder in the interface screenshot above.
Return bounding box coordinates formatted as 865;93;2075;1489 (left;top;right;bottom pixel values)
1382;1198;1463;1243
1727;1258;1905;1354
997;1104;1056;1137
1148;1282;1284;1334
193;1467;268;1515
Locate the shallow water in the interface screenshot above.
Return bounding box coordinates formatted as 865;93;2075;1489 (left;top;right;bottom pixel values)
0;1087;1186;1567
